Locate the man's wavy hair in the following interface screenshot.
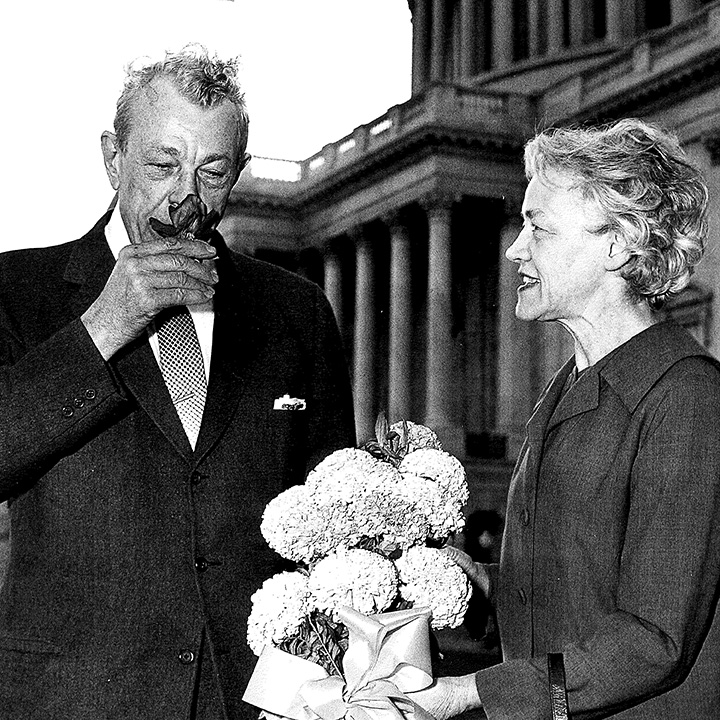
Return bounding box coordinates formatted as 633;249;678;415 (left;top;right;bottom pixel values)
524;119;708;309
114;45;249;156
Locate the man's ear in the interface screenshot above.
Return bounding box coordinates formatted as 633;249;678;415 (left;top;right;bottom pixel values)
605;236;632;272
235;152;251;181
101;131;122;191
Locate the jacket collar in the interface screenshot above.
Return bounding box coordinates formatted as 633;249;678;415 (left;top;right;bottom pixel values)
598;320;716;412
529;320;716;437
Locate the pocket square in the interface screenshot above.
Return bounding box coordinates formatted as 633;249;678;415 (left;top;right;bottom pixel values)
273;394;307;411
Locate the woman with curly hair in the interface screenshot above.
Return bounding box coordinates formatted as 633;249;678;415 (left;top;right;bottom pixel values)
412;119;720;719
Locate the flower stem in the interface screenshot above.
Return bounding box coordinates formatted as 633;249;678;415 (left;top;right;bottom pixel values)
308;614;344;678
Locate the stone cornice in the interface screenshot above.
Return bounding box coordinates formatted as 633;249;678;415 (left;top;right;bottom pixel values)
230;123;524;213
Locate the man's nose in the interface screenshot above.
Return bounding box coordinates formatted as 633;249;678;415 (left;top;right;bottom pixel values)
169;170;199;206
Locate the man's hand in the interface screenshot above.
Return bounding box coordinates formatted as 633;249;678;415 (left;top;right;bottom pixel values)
81;236;218;360
409;674;482;720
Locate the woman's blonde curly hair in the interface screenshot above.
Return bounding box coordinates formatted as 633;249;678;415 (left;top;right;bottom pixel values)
524;119;708;309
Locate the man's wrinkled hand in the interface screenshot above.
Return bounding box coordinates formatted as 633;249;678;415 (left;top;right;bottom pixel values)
81;237;218;360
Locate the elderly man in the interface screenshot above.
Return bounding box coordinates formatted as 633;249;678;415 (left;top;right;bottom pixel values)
413;119;720;719
0;48;355;719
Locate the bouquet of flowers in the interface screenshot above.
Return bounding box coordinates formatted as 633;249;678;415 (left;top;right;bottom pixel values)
243;415;472;720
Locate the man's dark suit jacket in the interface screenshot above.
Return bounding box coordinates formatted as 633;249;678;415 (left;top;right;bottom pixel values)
0;213;356;719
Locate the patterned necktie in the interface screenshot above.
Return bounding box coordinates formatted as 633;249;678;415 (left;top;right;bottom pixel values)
156;306;207;448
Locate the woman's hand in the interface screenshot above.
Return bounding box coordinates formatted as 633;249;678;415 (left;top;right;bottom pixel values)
408;674;483;720
441;546;491;597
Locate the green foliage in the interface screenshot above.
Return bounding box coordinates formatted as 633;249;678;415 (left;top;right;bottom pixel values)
278;611;349;677
362;412;409;468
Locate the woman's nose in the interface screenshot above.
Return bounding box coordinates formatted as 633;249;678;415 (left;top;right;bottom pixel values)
505;226;530;262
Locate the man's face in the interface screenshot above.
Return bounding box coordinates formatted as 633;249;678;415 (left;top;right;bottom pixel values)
102;76;246;245
506;170;615;325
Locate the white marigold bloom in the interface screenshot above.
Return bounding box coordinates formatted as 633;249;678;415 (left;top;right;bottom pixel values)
353;478;431;551
309;548;398;617
260;485;348;564
306;448;399;503
399;473;464;541
395;546;472;630
390;421;443;453
247;571;310;656
399;448;469;507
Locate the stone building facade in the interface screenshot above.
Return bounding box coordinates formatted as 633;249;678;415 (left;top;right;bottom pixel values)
218;0;720;515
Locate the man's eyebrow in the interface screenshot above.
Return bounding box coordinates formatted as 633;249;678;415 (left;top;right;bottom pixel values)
146;145;181;159
201;152;233;165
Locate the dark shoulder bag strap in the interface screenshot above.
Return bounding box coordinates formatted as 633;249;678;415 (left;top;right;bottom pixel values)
547;653;570;720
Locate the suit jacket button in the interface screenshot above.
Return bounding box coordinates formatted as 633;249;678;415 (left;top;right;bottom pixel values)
517;588;528;605
520;508;530;526
195;557;209;573
178;650;195;664
190;471;203;485
62;406;74;418
84;389;97;400
73;398;85;408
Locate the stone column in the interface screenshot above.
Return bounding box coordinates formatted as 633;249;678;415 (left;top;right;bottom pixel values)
387;213;413;425
411;0;430;95
605;0;624;43
496;216;541;460
352;229;377;445
547;0;565;54
460;0;476;77
323;242;344;333
423;194;462;455
569;0;587;47
671;0;698;23
528;0;541;57
430;0;448;82
492;0;514;68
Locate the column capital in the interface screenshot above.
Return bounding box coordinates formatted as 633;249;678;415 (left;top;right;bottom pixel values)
420;191;460;216
346;224;372;245
381;207;414;232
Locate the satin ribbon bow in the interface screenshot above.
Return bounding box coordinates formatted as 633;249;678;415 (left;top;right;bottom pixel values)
243;606;435;720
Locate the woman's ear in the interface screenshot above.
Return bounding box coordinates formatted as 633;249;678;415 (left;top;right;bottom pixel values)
605;235;632;272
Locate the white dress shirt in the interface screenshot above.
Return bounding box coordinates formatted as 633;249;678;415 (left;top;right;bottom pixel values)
104;208;215;380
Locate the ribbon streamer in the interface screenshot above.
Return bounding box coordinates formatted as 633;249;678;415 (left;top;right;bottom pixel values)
243;606;435;720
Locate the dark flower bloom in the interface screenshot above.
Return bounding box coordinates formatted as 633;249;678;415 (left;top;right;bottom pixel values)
149;194;220;240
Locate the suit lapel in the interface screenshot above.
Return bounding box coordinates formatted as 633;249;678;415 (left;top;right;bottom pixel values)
194;241;267;460
64;213;193;458
547;369;600;431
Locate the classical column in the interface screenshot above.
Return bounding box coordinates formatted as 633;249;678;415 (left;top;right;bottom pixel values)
430;0;448;82
423;194;462;454
671;0;698;23
547;0;565;54
605;0;624;43
460;0;476;77
496;216;541;460
569;0;587;47
323;242;344;334
411;0;431;95
387;213;413;424
352;229;377;445
528;0;541;57
492;0;514;68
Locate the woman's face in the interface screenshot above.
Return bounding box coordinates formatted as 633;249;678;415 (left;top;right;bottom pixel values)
506;170;616;327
